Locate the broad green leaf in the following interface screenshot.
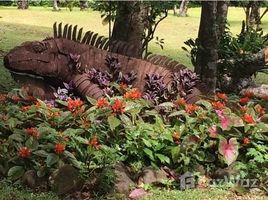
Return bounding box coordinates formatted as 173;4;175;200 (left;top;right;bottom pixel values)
46;153;59;167
33;150;48;157
142;138;152;148
155;153;170;164
86;96;97;105
8;133;24;142
8;166;25;180
108;116;121;130
171;146;180;163
169;110;187;117
196;100;212;110
25;137;39;150
143;148;154;161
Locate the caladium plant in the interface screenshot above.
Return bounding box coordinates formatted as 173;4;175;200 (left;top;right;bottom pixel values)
219;138;239;166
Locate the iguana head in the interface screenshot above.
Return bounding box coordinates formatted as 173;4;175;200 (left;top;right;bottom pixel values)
4;39;70;78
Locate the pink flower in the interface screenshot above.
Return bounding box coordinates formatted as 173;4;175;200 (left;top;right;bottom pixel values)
208;125;218;138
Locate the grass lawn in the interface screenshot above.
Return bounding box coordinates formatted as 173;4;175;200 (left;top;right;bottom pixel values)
1;182;268;200
0;6;267;93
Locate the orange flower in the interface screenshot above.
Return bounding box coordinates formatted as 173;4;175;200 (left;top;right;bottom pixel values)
55;143;65;154
124;88;142;100
172;132;180;143
185;104;198;114
212;101;225;110
67;98;83;112
119;82;128;90
21;106;31;112
25;127;39;138
88;136;101;150
111;99;125;114
216;92;228;101
243;137;250;145
0;95;6;102
243;113;255;124
19;147;30;158
240;106;248;113
239;97;249;105
262;96;268;101
11;96;21;102
96;98;109;108
255;105;265;116
243;91;254;98
35;101;41;108
175;98;186;107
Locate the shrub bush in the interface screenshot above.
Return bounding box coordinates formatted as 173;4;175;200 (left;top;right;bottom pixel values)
0;86;267;190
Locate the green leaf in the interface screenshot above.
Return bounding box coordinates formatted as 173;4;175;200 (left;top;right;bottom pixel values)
86;96;97;105
108;116;121;130
46;153;59;167
169;110;186;117
171;146;180;163
55;99;68;106
25;137;39;150
142;138;152;148
8;166;25;180
33;150;48;157
155;153;170;164
143;148;154;161
8;133;24;142
196;100;212;110
158;102;175;108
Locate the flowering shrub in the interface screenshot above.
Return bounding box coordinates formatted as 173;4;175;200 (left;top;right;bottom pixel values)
0;88;267;188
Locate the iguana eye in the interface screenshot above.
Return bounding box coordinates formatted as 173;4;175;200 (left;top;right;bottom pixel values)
32;42;47;53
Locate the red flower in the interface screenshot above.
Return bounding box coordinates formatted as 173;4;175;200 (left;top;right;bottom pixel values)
25;96;36;102
175;98;186;107
243;137;250;145
111;99;125;114
239;97;249;105
243;113;255;124
262;96;268;101
96;98;108;108
243;91;254;98
119;82;128;90
0;95;6;102
216;92;228;101
255;105;265;116
124;88;142;100
21;106;31;112
89;136;101;150
11;96;21;102
19;147;30;158
212;101;225;110
185;104;198;114
55;143;65;154
25;127;39;138
67;98;83;112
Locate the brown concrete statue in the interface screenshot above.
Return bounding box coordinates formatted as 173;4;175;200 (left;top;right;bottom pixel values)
4;22;203;103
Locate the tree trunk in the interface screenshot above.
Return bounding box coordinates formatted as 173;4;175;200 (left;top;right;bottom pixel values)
216;0;229;41
79;0;88;11
249;1;260;28
195;2;218;94
173;4;177;16
17;0;28;9
111;2;147;58
53;0;60;11
179;0;189;17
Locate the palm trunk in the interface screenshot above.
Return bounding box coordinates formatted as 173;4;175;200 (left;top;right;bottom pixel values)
53;0;60;11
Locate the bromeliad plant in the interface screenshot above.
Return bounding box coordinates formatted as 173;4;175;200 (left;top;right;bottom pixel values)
0;87;268;188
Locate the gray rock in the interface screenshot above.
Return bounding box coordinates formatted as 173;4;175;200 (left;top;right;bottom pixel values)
49;165;83;195
141;167;168;185
22;170;38;189
114;162;135;195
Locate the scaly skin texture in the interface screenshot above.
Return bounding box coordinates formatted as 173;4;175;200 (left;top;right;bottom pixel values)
4;23;202;103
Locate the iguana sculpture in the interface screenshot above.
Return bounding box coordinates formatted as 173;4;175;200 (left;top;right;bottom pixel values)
4;22;203;103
